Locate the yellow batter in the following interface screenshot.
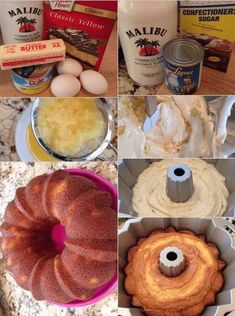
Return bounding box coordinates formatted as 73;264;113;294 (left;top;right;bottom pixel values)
132;159;228;217
37;98;106;157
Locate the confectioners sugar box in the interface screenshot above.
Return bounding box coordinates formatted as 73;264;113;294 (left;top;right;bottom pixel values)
180;0;235;72
43;1;117;70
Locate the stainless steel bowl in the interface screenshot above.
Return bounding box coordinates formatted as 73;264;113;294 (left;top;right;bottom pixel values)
31;97;113;161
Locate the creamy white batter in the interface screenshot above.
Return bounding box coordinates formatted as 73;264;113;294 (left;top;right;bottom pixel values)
119;96;217;158
132;159;228;217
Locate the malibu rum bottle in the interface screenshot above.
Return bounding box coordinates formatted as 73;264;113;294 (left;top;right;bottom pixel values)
0;1;43;44
119;0;177;86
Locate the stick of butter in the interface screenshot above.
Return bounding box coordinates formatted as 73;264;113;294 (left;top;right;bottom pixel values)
0;39;66;70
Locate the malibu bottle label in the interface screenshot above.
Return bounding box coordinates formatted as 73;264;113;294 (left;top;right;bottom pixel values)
119;23;169;86
0;1;43;44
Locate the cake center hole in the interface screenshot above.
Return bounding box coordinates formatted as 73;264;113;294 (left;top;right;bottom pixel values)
167;251;178;261
51;224;66;252
174;168;185;177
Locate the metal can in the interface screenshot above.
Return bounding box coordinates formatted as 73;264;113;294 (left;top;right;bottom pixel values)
163;38;204;95
12;64;53;95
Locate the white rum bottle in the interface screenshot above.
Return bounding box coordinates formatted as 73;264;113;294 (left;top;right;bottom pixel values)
0;1;43;44
119;0;177;86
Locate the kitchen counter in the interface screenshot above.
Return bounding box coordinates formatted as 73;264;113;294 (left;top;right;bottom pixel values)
0;98;117;162
0;26;117;98
118;44;235;96
0;161;117;316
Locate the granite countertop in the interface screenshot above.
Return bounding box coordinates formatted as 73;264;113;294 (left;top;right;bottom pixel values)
118;59;162;96
0;98;117;162
0;161;117;316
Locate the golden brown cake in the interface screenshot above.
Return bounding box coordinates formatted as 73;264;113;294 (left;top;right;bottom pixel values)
0;170;117;303
125;226;225;316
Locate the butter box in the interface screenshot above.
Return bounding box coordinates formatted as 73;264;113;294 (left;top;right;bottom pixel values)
180;1;235;72
0;39;66;70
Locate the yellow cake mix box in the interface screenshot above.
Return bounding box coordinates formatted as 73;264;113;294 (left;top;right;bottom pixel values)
180;1;235;72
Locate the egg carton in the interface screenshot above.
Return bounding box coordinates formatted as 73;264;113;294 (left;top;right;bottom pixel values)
118;159;235;217
118;218;235;316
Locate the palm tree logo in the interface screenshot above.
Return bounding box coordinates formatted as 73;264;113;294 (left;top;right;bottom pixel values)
135;38;160;56
16;17;37;33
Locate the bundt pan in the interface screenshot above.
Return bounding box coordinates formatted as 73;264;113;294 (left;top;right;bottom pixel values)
0;168;117;308
31;97;114;161
118;159;235;217
119;218;235;316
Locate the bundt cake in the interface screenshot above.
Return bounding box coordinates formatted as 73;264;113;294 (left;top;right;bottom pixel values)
125;226;225;316
0;170;117;303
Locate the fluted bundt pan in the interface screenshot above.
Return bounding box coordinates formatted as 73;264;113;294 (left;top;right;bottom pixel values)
119;218;235;316
118;159;235;217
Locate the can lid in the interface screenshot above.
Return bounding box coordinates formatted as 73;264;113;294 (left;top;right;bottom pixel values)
12;63;53;78
163;38;204;67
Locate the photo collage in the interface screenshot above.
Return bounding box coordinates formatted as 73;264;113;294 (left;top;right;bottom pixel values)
0;1;235;316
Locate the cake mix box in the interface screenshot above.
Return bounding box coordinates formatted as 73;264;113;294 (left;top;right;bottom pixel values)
43;0;117;70
180;1;235;72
